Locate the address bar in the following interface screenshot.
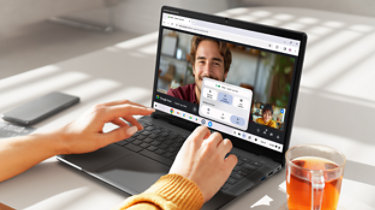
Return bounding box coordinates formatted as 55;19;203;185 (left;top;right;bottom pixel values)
171;19;270;50
162;13;299;56
191;20;270;49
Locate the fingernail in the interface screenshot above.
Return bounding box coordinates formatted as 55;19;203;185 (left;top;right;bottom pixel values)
126;126;138;136
147;107;155;111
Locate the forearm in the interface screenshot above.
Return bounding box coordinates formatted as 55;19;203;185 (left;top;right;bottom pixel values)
0;132;63;182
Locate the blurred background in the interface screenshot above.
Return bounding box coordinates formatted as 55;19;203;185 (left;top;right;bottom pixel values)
1;0;374;79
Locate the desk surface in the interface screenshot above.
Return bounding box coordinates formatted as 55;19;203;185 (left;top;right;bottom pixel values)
1;7;375;210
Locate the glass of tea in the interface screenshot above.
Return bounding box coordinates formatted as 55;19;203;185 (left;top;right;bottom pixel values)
285;144;346;210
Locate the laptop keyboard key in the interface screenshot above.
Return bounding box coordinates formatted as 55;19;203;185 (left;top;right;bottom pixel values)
116;140;129;146
237;159;244;166
149;133;158;138
139;143;150;148
240;157;250;162
132;140;142;145
147;145;158;151
159;144;168;150
163;152;175;159
243;163;257;171
145;126;154;131
227;178;236;185
143;137;153;143
153;129;161;134
231;173;243;180
155;149;165;155
142;121;152;126
233;165;241;172
132;132;140;137
238;170;248;177
251;161;263;167
124;143;143;153
150;141;160;146
136;135;147;140
141;130;151;136
221;183;231;191
167;147;177;152
160;132;169;137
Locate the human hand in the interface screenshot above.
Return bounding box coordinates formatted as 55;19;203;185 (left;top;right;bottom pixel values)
55;100;154;154
169;126;238;202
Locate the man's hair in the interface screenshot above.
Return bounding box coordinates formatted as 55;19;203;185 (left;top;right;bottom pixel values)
262;104;274;114
190;36;232;73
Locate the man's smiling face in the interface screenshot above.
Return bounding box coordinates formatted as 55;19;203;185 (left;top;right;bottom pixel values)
193;40;228;92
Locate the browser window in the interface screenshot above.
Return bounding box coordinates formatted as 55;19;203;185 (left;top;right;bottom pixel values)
153;12;301;152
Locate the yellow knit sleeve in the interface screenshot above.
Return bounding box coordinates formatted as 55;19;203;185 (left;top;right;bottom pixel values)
116;174;204;210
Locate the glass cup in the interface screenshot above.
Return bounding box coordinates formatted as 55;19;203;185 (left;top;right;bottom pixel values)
285;144;346;210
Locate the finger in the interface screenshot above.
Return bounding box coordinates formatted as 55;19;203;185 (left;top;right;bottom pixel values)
105;104;155;121
101;99;146;108
218;139;233;158
100;126;138;146
203;128;211;139
122;116;143;130
224;154;238;175
205;132;223;147
111;118;129;127
187;125;211;146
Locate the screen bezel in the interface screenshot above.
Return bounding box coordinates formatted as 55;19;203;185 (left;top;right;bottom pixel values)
151;6;307;165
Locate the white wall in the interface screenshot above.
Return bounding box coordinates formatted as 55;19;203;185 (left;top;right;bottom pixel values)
1;0;373;37
109;0;375;34
111;0;230;34
238;0;375;18
0;0;104;37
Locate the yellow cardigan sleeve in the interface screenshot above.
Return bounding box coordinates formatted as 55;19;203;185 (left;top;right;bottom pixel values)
117;174;204;210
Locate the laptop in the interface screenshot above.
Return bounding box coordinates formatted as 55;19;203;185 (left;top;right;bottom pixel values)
58;6;307;209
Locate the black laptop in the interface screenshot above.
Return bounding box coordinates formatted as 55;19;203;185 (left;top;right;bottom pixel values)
58;6;307;209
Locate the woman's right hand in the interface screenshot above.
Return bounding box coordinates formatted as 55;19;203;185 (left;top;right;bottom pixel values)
169;126;238;202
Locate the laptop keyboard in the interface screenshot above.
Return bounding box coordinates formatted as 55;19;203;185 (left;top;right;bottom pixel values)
116;121;186;166
115;120;264;192
221;154;263;192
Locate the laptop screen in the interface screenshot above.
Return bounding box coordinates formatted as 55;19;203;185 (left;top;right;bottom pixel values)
152;11;303;153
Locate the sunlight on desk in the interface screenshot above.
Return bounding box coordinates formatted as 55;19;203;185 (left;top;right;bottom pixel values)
0;71;89;111
114;32;158;50
0;65;60;91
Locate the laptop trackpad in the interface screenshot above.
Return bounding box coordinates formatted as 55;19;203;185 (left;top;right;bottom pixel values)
58;144;134;172
94;153;170;194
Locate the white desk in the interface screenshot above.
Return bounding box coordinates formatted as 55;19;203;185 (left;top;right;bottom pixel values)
1;7;375;210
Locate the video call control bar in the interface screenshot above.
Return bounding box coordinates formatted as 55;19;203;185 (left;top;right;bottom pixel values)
153;101;283;152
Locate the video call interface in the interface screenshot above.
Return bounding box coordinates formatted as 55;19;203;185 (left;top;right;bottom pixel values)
153;21;298;152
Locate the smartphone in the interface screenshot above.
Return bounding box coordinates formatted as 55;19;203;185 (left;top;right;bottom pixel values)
2;92;80;126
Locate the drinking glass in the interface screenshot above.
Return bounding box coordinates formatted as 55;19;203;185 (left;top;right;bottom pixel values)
285;144;346;210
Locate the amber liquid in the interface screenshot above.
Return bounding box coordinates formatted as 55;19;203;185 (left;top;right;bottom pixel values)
286;157;343;210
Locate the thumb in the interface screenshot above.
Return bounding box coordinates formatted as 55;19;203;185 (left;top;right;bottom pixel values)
101;126;138;145
224;154;238;173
